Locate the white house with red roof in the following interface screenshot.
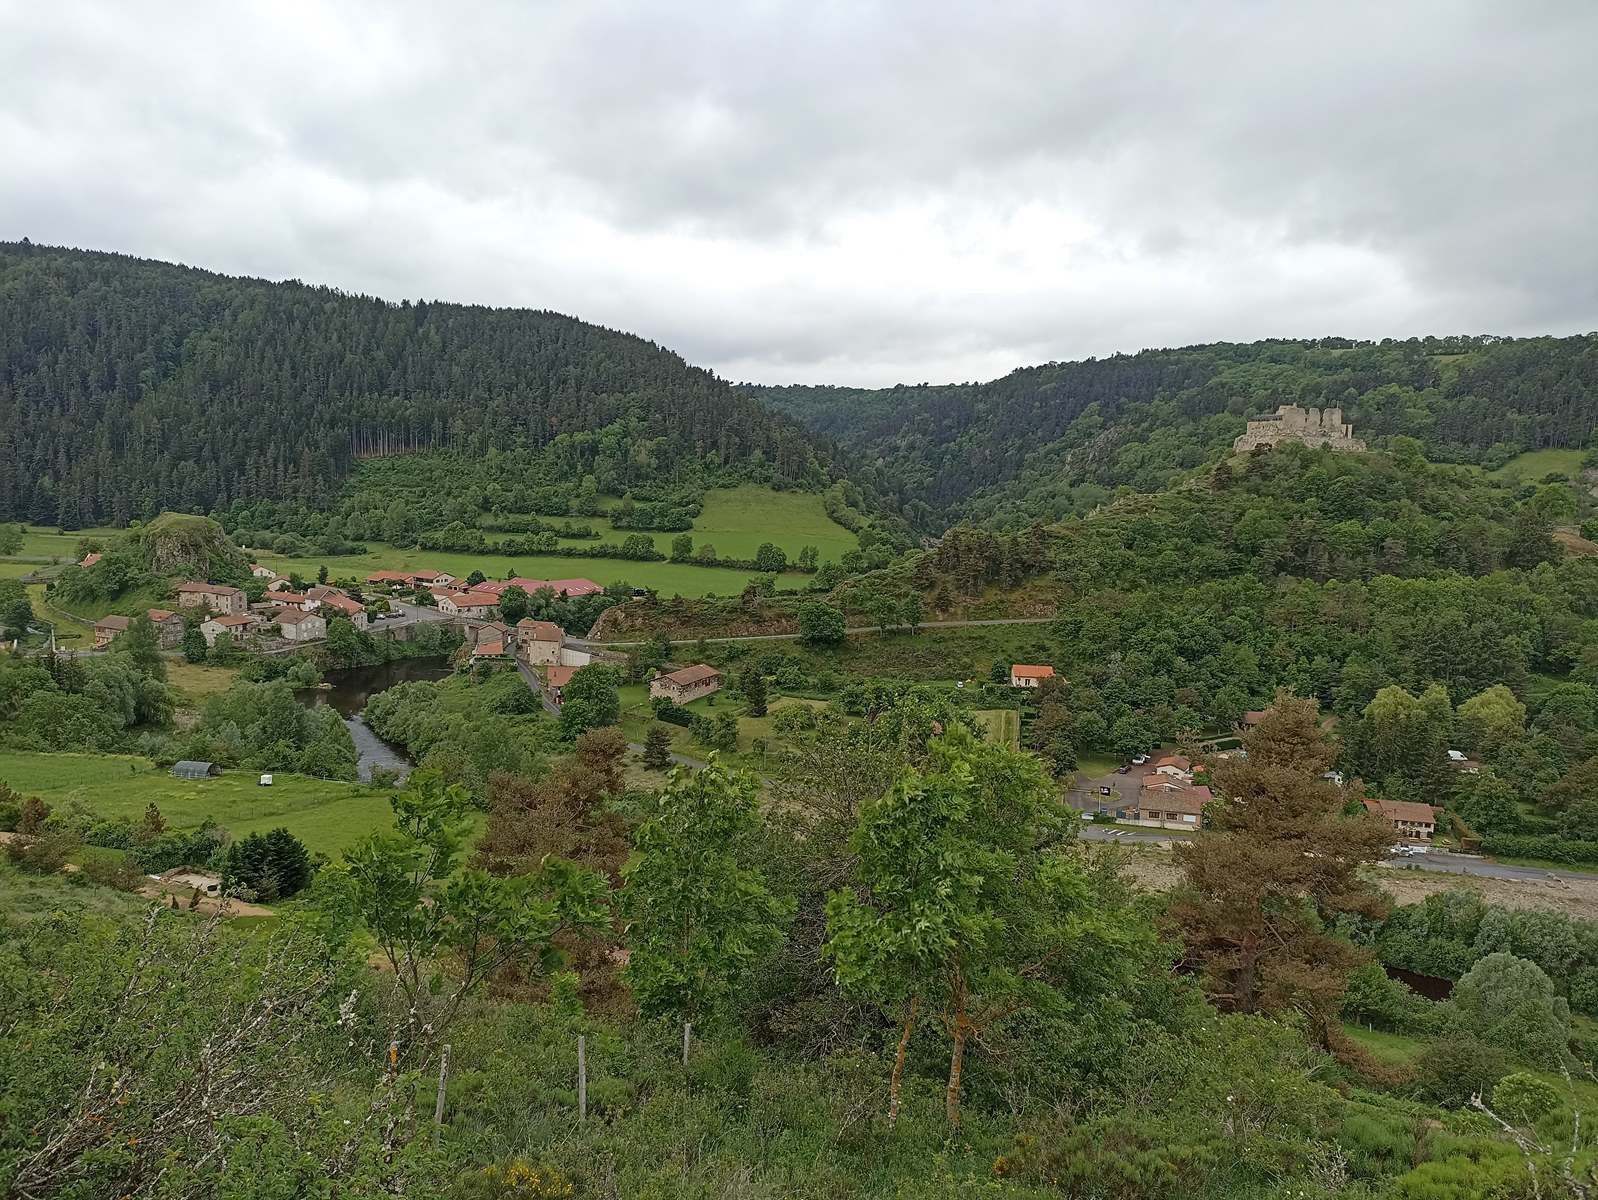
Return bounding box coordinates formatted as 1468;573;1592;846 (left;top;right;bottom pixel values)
1009;664;1056;689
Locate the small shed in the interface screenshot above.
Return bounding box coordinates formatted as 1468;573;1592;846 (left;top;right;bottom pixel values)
172;760;220;780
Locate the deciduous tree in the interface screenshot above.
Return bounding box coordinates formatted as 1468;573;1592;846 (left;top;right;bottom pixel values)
621;757;790;1053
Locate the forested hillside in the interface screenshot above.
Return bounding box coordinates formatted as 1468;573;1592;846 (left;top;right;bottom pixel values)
0;242;836;527
757;335;1598;529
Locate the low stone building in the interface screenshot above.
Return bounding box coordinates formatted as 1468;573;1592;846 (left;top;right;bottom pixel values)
1132;778;1212;830
275;608;327;643
201;612;257;647
176;581;247;616
650;664;722;705
93;614;130;649
1232;405;1367;453
147;608;184;648
516;618;565;665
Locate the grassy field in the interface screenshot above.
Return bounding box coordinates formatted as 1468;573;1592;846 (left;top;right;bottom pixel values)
0;751;400;858
164;661;241;705
517;486;859;563
4;525;122;561
256;544;795;599
974;708;1021;749
615;685;831;770
250;485;857;600
1339;1023;1425;1065
1490;448;1588;481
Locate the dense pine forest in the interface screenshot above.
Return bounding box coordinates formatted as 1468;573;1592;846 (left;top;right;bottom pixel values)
757;335;1598;528
0;242;835;527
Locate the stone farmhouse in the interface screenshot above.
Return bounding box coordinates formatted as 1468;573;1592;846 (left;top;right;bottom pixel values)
274;608;327;643
200;612;258;647
1232;405;1367;453
175;581;247;615
1363;798;1439;843
516;618;565;665
93;614;129;648
432;589;499;618
147;608;183;647
650;664;722;705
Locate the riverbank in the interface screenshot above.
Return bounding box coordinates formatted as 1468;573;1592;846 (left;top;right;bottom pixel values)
295;657;453;781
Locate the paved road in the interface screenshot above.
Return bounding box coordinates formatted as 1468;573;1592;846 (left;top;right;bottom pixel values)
573;615;1059;650
1076;814;1588;883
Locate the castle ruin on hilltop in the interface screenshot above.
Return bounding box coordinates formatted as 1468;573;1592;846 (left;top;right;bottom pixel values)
1232;405;1367;453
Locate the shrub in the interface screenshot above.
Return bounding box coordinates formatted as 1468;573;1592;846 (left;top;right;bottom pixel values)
454;1160;576;1200
5;828;78;875
16;794;50;835
1413;1037;1511;1107
1491;1072;1561;1125
79;850;145;892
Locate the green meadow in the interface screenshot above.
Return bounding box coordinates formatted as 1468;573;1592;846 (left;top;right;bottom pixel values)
256;485;857;598
0;751;403;858
1490;448;1588;481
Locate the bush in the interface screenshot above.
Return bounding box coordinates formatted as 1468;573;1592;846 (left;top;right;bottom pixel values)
1491;1072;1560;1125
79;850;145;892
651;697;694;727
1413;1037;1512;1107
1480;833;1598;864
5;829;79;875
453;1160;576;1200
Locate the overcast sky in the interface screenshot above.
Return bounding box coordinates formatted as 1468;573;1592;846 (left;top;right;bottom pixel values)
2;1;1595;386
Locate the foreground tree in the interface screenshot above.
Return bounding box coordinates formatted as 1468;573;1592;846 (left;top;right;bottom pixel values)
346;770;608;1053
476;727;630;882
826;727;1093;1127
1168;694;1391;1043
621;757;790;1058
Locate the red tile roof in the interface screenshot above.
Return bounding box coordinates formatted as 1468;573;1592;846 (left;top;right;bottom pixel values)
477;577;603;598
1011;664;1055;679
546;665;579;687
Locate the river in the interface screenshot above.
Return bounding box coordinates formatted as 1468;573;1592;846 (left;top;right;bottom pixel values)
296;657;452;781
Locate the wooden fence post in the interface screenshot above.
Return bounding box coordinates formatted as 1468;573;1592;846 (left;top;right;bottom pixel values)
577;1034;587;1124
681;1021;692;1066
433;1043;452;1144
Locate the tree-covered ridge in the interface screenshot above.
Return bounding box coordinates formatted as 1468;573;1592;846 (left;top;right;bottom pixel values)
0;241;836;527
757;334;1598;528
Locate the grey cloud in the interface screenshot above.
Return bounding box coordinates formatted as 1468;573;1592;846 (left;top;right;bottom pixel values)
1;0;1594;387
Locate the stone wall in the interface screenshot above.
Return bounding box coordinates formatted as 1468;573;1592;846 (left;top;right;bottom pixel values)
1232;405;1367;452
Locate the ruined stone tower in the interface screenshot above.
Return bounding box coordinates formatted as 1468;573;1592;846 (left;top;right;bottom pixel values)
1232;405;1367;452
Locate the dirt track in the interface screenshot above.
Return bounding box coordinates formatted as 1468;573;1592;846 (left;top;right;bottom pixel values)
1110;845;1598;921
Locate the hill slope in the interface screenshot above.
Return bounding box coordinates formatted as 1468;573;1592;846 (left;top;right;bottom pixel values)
756;335;1598;529
0;242;837;526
